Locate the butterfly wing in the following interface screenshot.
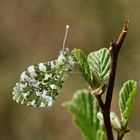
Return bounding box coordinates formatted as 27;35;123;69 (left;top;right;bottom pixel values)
12;48;75;107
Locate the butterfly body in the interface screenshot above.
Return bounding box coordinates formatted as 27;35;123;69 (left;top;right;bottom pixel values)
12;48;74;107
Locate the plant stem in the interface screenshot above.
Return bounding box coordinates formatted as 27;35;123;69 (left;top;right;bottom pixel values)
105;17;129;112
117;132;124;140
95;17;129;140
104;17;129;140
117;129;129;140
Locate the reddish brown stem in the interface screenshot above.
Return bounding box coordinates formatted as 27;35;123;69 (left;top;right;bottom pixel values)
104;17;129;140
94;17;129;140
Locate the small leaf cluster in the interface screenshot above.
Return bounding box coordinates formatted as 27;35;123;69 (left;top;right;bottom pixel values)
64;48;137;140
72;48;110;90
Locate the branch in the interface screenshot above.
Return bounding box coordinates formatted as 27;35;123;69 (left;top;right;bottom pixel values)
105;17;129;111
117;129;129;140
91;84;107;109
103;17;129;140
92;18;129;140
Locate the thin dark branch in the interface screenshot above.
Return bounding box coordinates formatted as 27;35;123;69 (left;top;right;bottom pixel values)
117;129;129;140
94;84;107;109
102;18;129;140
105;17;129;111
90;18;129;140
116;17;129;47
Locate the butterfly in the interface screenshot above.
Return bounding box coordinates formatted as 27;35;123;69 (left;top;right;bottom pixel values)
12;25;75;107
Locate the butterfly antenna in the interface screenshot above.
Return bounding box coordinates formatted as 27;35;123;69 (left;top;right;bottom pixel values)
62;25;69;50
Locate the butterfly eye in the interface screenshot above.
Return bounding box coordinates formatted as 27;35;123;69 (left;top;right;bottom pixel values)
12;25;75;107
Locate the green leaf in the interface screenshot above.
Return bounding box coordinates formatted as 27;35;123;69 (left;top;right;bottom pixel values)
87;48;110;88
119;80;137;128
72;49;93;87
63;89;106;140
96;129;106;140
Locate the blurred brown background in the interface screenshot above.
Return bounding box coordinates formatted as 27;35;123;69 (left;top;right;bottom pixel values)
0;0;139;140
